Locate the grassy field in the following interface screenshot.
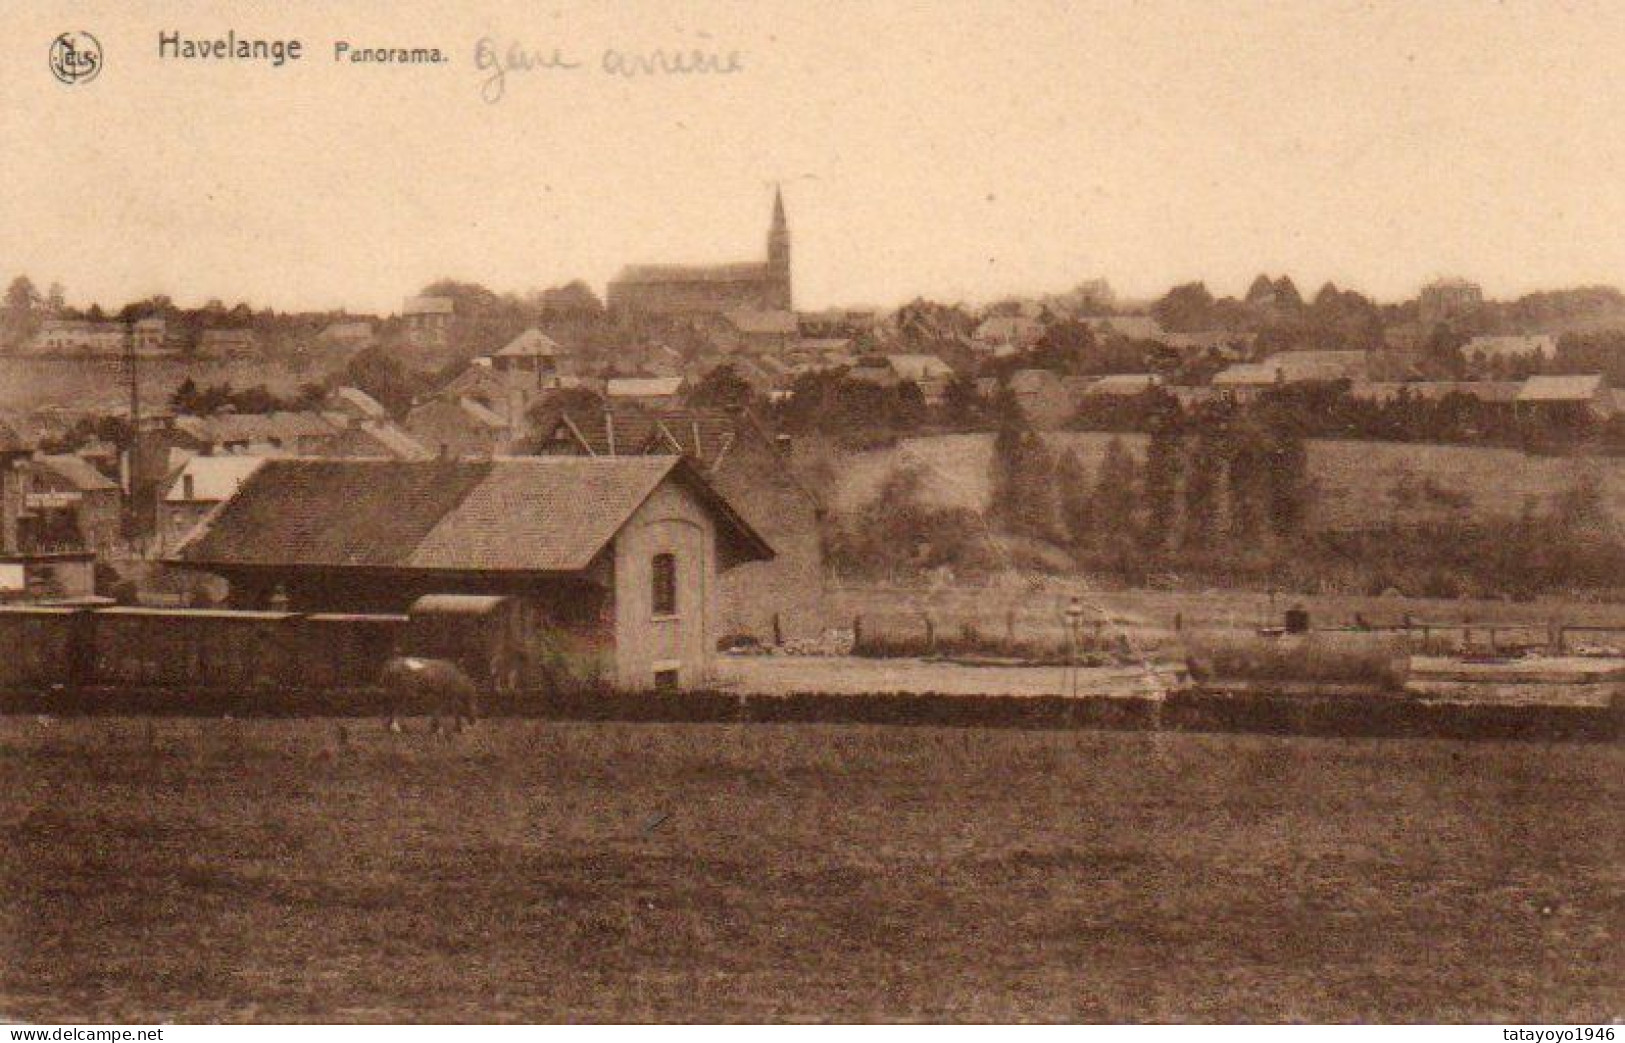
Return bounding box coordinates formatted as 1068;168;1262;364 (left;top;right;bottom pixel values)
832;432;1625;530
2;717;1619;1022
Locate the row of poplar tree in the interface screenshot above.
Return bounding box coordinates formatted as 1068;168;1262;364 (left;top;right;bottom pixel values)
986;395;1313;557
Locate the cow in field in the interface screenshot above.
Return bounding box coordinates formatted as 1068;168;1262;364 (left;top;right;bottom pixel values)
379;656;479;734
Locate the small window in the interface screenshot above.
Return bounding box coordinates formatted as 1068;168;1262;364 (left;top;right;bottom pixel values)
651;553;677;616
654;668;680;691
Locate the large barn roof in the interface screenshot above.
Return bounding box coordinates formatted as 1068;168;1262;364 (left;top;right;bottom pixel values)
169;456;772;574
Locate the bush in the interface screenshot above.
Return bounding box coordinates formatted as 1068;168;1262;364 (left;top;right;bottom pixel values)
1184;632;1410;691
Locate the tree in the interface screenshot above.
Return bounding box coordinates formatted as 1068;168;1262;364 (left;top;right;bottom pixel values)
343;345;423;417
1055;448;1094;548
1421;323;1469;378
534;279;604;318
1094;436;1139;541
170;377;201;414
1182;426;1224;549
1009;431;1058;538
1263;423;1311;537
1140;419;1184;551
940;373;984;429
1225;417;1271;539
988;409;1026;530
1150;282;1216;334
2;275;41;348
688;363;755;411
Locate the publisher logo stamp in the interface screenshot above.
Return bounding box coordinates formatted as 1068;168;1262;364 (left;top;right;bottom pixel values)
49;32;102;85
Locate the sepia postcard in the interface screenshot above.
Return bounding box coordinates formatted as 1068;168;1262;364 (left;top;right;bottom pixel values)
0;0;1620;1029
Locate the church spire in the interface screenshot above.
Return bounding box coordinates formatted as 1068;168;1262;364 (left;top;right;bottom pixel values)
766;185;791;310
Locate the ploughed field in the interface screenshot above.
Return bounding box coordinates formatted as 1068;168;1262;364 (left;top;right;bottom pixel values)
2;718;1619;1022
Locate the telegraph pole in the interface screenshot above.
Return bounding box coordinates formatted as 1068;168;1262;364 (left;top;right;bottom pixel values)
123;319;140;539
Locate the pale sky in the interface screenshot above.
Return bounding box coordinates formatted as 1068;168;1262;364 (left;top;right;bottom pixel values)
4;0;1625;314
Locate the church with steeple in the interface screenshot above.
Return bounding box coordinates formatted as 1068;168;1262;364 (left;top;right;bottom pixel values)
606;189;792;317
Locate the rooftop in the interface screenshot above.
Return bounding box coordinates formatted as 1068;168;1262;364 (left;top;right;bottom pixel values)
171;456;771;574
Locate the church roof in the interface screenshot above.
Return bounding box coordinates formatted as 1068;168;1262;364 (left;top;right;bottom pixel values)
612;262;771;286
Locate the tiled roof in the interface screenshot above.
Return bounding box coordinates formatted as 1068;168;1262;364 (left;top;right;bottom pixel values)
1084;316;1164;341
886;354;955;380
403;296;454;316
331;422;432;461
1084;373;1163;396
176;459;492;568
724;309;798;335
171;456;771;573
1349;381;1522;404
164;455;267;503
496;329;561;357
1517;374;1607;402
176;411;343;446
608;376;685;398
613;262;769;286
36;454;118;492
408;458;676;570
331;386;387;419
540;406;748;466
1008;368;1060;393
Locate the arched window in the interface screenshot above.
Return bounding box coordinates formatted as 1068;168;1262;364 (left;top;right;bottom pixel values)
651;553;677;616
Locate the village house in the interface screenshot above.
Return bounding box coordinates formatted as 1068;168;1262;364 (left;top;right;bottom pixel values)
174;411;347;457
402;296;455;348
717;309;798;354
328;386;389;422
492;328;562;385
404;396;514;459
846;354;956;406
0;427;96;602
132;317;168;353
1006;369;1076;429
1210;362;1282;401
32;319;127;355
197;328;258;359
324;419;431;461
1515;373;1614;431
1259;350;1371;383
1082;316;1166;342
797;309;876;340
20;454;122;559
973;315;1046;353
157;455;267;554
1348;380;1523;406
1417;277;1484;328
528;405;827;641
1083;373;1164;398
318;320;376;349
606;376;687;410
168;456;772;690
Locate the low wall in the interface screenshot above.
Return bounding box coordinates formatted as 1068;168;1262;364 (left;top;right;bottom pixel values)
1;683;1616;744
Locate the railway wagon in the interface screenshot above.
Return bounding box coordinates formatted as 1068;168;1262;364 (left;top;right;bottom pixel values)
0;605;81;688
92;607;301;689
404;595;531;694
294;612;408;689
